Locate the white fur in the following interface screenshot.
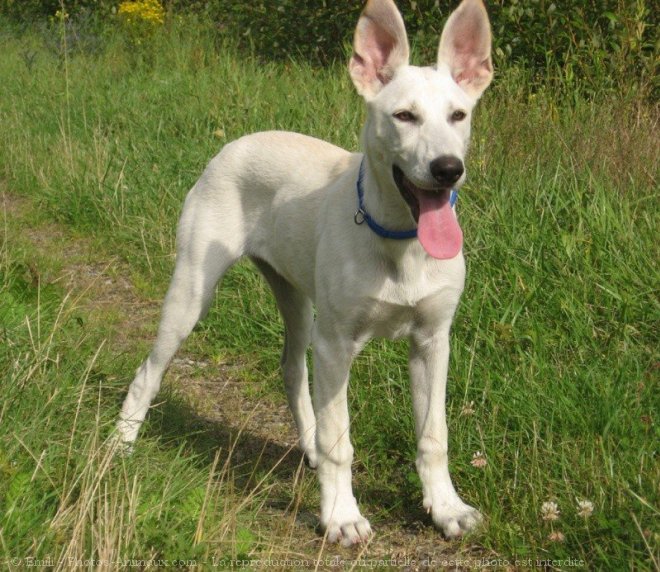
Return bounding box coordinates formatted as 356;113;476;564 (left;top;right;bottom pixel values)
117;0;493;545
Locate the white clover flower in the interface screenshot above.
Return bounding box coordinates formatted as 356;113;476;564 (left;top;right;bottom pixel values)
548;531;565;542
577;499;594;518
541;501;560;521
470;450;487;468
460;401;476;416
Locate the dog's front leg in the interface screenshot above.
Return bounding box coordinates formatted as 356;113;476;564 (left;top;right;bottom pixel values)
312;320;372;546
409;326;482;539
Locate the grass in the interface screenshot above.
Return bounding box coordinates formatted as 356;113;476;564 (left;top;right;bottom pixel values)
1;15;658;569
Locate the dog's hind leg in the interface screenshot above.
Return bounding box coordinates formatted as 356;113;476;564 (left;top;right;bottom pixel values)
252;258;317;468
117;197;242;446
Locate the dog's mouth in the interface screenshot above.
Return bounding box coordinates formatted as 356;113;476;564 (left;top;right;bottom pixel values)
392;165;450;223
392;164;463;260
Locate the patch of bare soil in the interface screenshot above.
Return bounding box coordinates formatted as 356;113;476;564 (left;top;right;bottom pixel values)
3;190;489;570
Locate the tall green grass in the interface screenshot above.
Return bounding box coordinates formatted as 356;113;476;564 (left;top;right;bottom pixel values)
1;18;658;569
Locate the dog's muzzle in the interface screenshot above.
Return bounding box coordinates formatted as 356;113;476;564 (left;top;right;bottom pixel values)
392;165;453;222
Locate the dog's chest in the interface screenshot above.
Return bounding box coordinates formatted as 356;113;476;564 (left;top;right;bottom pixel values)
358;298;418;340
352;255;465;341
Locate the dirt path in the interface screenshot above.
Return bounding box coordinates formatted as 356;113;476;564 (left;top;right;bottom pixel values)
3;190;490;570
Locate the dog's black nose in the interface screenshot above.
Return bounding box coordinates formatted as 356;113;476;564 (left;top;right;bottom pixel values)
430;155;464;186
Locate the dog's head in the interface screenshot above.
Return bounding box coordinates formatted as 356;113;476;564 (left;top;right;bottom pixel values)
349;0;493;258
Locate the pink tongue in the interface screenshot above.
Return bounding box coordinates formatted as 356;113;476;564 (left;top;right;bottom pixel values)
415;191;463;259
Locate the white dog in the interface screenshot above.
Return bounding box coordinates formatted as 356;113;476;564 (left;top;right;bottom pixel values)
118;0;493;545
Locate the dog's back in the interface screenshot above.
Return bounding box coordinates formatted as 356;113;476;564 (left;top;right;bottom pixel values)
200;131;353;205
179;131;357;297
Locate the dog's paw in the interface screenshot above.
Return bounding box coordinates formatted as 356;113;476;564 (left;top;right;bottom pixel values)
323;515;372;547
320;498;373;546
425;498;482;539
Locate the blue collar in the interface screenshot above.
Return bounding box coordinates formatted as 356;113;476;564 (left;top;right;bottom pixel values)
354;158;458;240
354;158;417;239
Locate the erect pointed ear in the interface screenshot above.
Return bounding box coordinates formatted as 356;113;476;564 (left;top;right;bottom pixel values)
437;0;493;99
349;0;410;99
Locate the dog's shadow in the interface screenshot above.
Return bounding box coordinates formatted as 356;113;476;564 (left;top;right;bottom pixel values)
153;388;305;477
141;387;325;528
140;386;428;537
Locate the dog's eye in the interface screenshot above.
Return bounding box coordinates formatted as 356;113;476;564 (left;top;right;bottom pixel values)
393;110;417;123
451;110;467;122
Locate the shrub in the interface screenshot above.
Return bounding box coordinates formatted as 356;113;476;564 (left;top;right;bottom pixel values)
181;0;655;94
1;0;655;96
0;0;114;21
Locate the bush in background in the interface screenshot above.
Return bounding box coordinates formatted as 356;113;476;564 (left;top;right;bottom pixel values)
0;0;112;20
184;0;656;95
1;0;656;96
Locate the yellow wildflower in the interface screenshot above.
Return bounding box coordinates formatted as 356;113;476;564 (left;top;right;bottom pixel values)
118;0;165;30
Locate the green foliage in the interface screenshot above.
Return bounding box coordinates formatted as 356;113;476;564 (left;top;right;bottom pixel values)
487;0;656;95
1;0;655;96
186;0;655;94
0;0;114;21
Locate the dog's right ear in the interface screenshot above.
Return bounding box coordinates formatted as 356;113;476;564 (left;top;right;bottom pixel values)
349;0;410;99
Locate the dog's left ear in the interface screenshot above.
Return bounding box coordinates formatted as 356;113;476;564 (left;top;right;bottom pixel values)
349;0;410;99
438;0;493;99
